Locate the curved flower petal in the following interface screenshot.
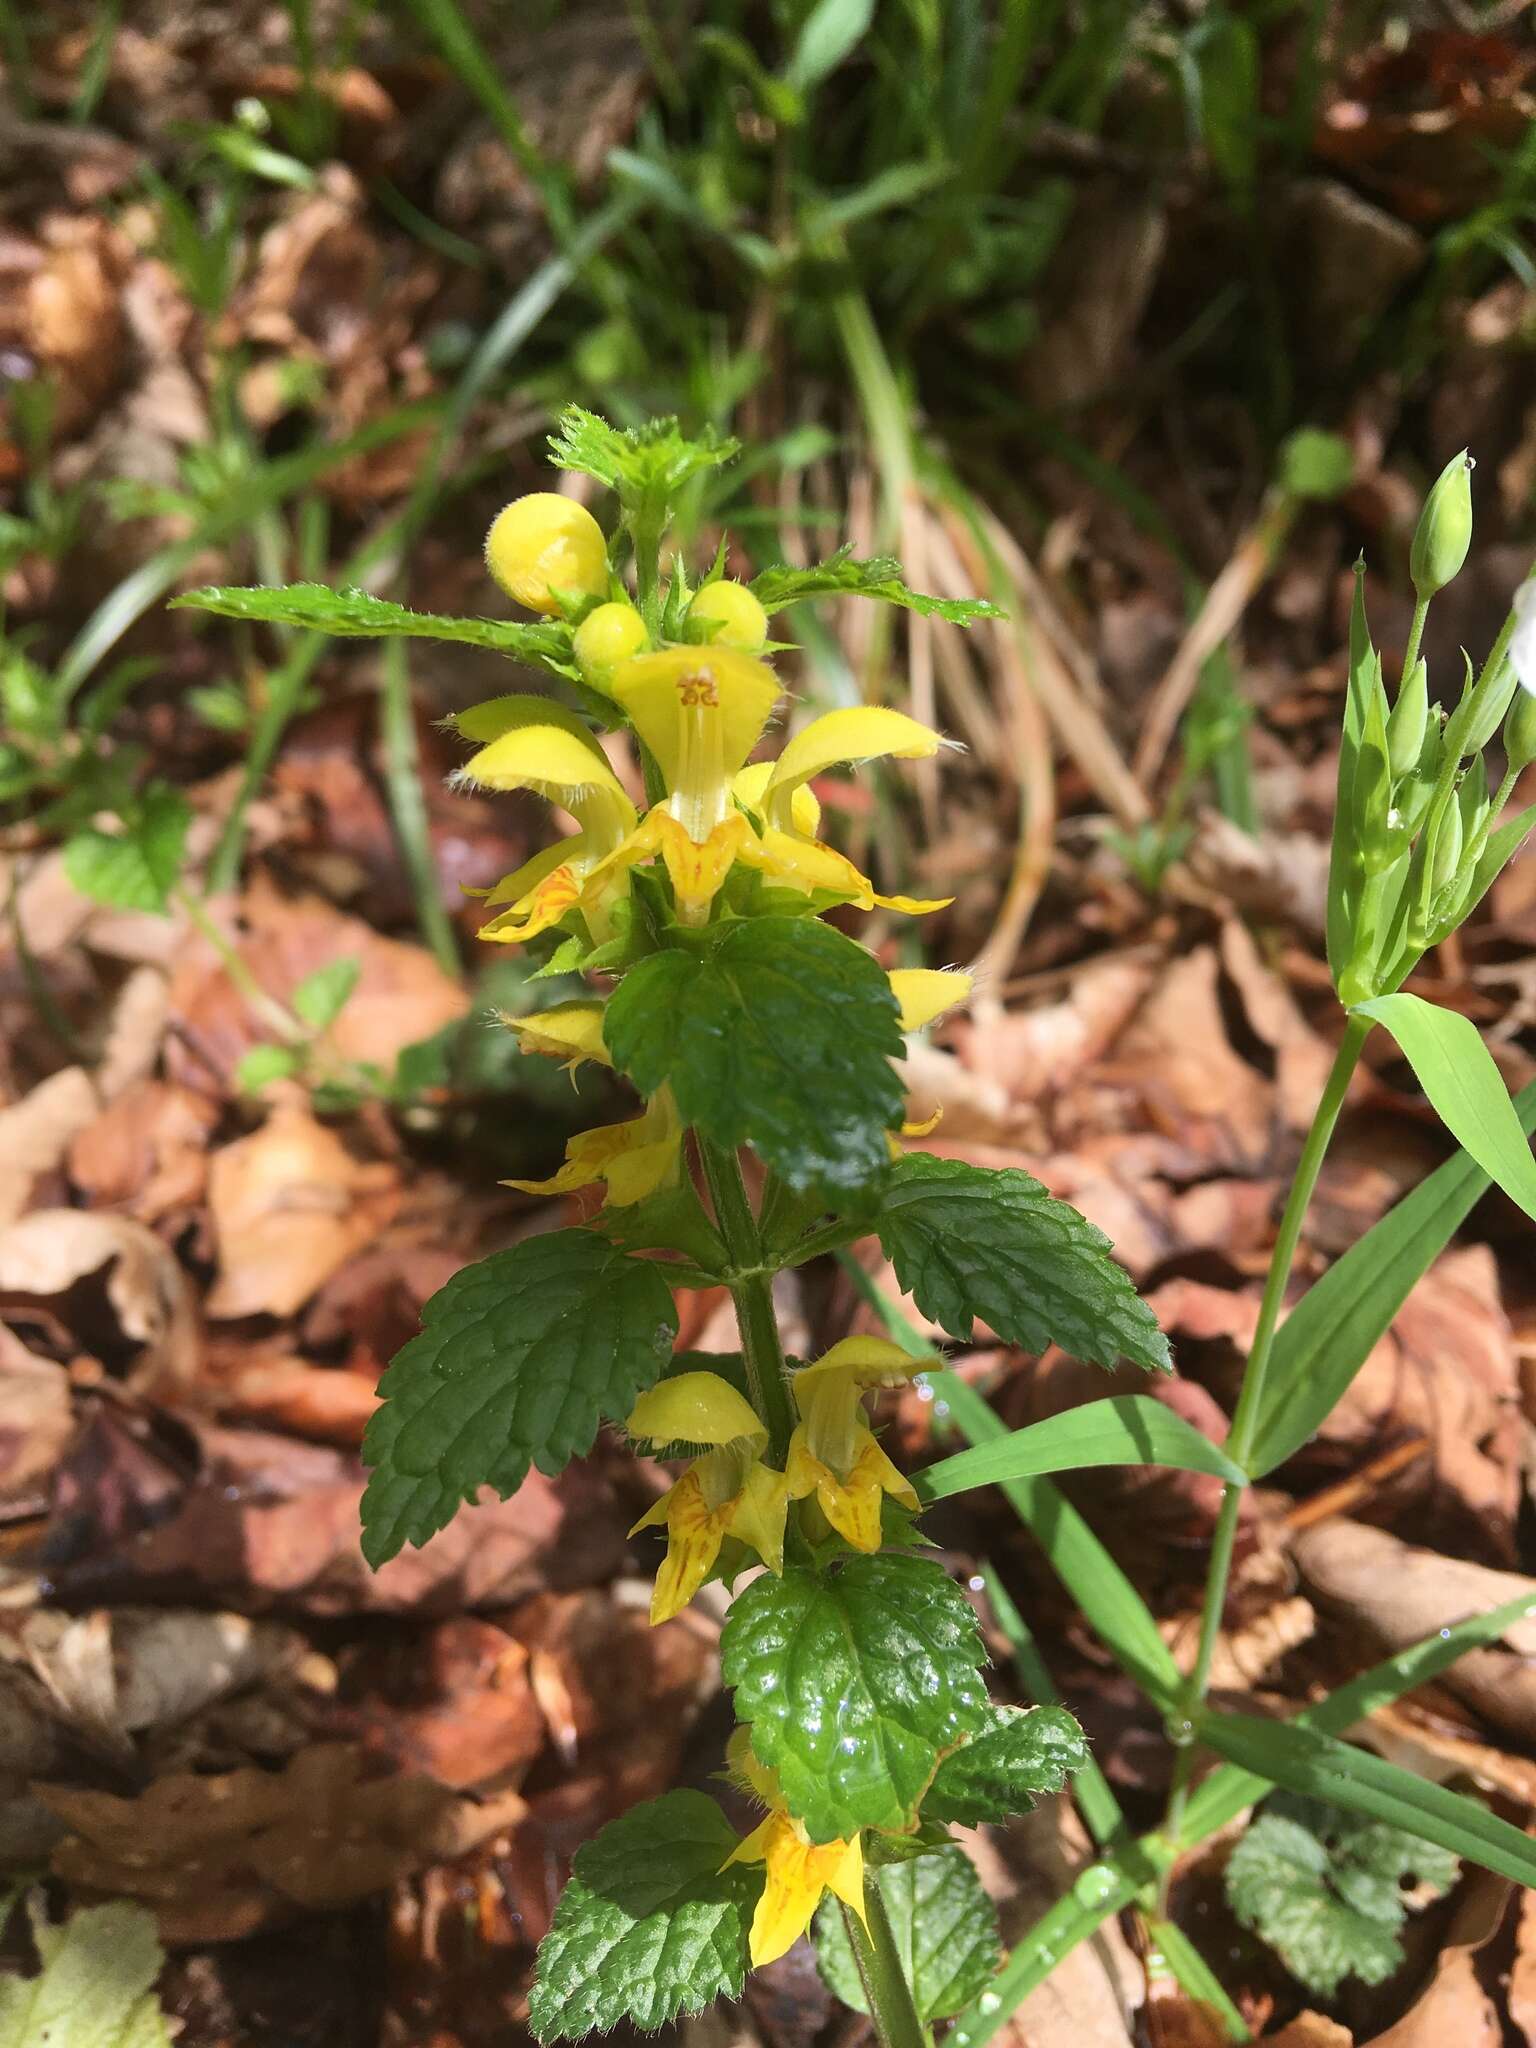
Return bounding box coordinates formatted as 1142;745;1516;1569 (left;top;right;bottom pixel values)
763;707;941;823
629;1371;766;1450
503;1094;679;1206
503;1001;612;1069
888;967;973;1032
456;701;636;845
729;1814;868;1966
482;839;581;912
630;1467;732;1623
733;761;821;838
608;647;782;789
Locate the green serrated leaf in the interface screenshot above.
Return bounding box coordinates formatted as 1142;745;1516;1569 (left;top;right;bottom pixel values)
923;1705;1088;1826
361;1228;678;1567
529;1791;759;2043
0;1898;173;2048
874;1155;1170;1371
604;917;905;1197
292;956;361;1031
62;785;190;914
234;1042;303;1093
172;582;573;670
548;405;738;504
814;1845;1000;2022
1225;1793;1458;1998
721;1553;989;1842
750;546;1001;625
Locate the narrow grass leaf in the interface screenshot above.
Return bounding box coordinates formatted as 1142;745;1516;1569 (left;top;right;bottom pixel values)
915;1395;1246;1503
1355;992;1536;1222
1198;1715;1536;1889
926;1373;1181;1711
1250;1079;1536;1475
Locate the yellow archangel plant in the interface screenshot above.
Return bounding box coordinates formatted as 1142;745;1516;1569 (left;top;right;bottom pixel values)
183;411;1192;2048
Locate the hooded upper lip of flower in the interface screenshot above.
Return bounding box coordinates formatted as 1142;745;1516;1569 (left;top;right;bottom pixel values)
722;1726;867;1967
625;1372;790;1625
785;1336;922;1553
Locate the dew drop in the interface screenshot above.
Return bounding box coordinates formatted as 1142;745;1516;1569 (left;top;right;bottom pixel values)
1440;1627;1452;1640
968;1574;986;1592
977;1993;1001;2016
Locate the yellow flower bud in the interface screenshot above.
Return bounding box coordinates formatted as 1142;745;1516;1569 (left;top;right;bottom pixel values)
485;493;608;615
688;580;768;653
572;599;648;684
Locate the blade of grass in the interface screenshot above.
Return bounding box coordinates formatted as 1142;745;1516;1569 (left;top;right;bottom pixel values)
379;640;459;976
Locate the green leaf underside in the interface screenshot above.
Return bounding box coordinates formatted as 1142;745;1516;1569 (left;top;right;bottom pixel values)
1250;1078;1536;1475
173;583;569;664
916;1395;1245;1503
528;1792;758;2043
720;1554;989;1842
750;547;1000;625
604;917;905;1196
360;1229;677;1567
876;1155;1171;1371
1355;993;1536;1224
63;786;190;914
815;1846;1001;2021
924;1704;1089;1825
1225;1793;1458;1998
1200;1715;1536;1890
0;1899;172;2048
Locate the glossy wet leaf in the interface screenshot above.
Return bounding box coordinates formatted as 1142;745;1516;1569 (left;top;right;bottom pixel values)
923;1704;1088;1825
604;917;905;1197
721;1553;988;1841
875;1155;1170;1370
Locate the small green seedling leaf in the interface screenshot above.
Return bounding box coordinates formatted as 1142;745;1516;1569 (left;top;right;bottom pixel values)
361;1228;678;1566
234;1043;303;1093
292;957;361;1031
1225;1792;1458;1998
751;545;1001;624
923;1704;1089;1826
604;917;905;1198
875;1154;1170;1371
1279;428;1354;502
529;1791;759;2042
0;1897;173;2048
815;1845;1000;2021
1354;992;1536;1223
720;1552;988;1842
63;785;190;915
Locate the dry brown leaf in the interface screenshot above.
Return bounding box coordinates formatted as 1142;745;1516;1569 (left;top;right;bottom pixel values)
1264;2017;1354;2047
6;1607;309;1760
338;1617;543;1792
205;1105;399;1319
1361;1865;1508;2048
68;1079;219;1220
1294;1519;1536;1744
1219;919;1335;1132
1508;1886;1536;2045
97;964;171;1100
0;1066;98;1227
40;1740;526;1942
957;956;1155;1105
0;1206;198;1392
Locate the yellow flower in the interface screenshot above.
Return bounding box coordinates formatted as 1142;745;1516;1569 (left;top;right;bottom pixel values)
688;580;769;652
736;707;954;916
785;1337;922;1552
573;600;648;686
485;494;609;614
628;1374;790;1624
500;1001;611;1070
888;967;972;1032
456;698;638;944
504;1087;681;1208
603;645;782;919
723;1729;867;1966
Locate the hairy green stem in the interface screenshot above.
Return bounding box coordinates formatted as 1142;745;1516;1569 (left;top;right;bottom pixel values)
697;1138;794;1458
841;1877;928;2048
1164;1012;1373;1833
